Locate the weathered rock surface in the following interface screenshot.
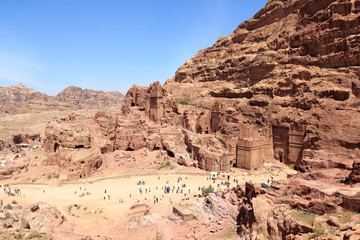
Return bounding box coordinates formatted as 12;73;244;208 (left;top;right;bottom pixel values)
0;83;124;114
349;159;360;185
155;0;360;171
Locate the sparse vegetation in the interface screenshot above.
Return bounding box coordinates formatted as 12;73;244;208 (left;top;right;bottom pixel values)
233;87;241;89
27;233;43;239
157;162;174;170
67;205;73;213
290;211;318;226
13;233;23;239
310;226;325;239
47;174;52;179
178;100;189;105
53;174;60;178
148;130;152;136
222;226;237;239
201;185;214;195
12;200;17;205
259;54;283;65
5;204;13;210
326;211;357;224
186;216;197;221
277;194;286;198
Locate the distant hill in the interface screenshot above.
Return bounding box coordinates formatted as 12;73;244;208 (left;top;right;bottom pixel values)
0;83;124;114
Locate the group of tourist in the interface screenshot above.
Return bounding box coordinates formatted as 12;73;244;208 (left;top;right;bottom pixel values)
1;185;22;197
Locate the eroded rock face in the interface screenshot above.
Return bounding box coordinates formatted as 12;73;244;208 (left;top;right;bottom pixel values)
43;149;102;180
43;123;91;152
154;0;360;170
0;83;124;114
349;159;360;184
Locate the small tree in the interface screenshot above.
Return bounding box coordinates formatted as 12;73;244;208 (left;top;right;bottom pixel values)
201;185;214;195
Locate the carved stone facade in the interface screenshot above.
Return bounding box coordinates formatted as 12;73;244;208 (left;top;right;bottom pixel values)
273;124;305;166
148;82;164;123
123;82;164;124
235;126;264;170
236;139;263;170
273;126;289;163
197;150;230;172
210;101;222;133
195;111;211;134
124;85;148;109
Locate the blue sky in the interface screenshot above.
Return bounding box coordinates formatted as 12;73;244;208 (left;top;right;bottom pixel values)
0;0;267;95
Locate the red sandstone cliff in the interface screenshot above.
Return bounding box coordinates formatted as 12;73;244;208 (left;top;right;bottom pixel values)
159;0;360;166
0;83;124;114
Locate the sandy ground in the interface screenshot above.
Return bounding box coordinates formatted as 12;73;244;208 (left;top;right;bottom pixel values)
0;163;296;238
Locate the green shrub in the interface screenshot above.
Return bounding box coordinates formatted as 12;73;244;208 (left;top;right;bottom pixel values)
13;233;23;239
201;185;214;195
178;100;189;105
12;200;17;205
5;204;13;210
53;174;60;179
186;216;197;221
47;174;51;179
157;162;174;170
27;233;43;239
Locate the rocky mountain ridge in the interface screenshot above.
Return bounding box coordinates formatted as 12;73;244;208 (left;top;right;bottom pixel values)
0;83;124;114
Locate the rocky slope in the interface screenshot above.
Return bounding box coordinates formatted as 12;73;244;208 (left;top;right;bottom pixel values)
161;0;360;160
119;0;360;239
0;83;124;114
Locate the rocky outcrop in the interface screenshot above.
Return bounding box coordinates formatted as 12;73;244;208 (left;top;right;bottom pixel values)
0;83;124;114
349;159;360;185
43;123;91;152
155;0;360;171
43;149;102;180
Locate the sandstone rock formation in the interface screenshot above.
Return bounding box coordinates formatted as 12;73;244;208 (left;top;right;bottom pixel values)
117;1;360;238
349;159;360;185
0;83;124;114
122;0;360;173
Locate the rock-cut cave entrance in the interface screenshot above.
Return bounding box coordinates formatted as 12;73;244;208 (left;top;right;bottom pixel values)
54;143;59;152
166;150;175;158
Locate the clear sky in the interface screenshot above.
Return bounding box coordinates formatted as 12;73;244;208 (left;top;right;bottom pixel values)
0;0;267;95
